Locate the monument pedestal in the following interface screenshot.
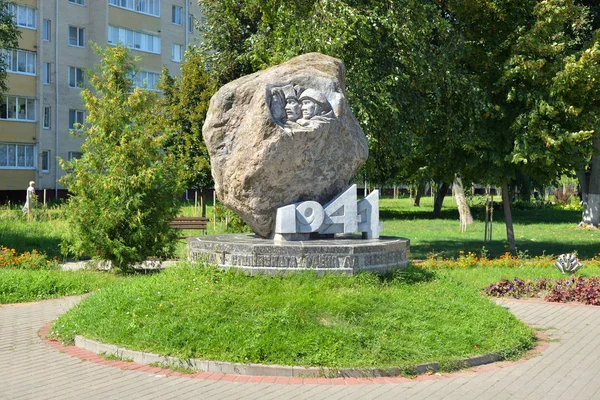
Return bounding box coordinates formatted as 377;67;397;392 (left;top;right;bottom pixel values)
187;234;409;275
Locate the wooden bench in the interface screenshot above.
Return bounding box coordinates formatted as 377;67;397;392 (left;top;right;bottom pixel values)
169;216;208;239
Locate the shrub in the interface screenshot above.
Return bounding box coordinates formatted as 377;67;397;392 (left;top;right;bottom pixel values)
59;44;186;272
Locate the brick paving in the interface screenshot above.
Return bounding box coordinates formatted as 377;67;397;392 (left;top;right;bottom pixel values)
0;296;598;399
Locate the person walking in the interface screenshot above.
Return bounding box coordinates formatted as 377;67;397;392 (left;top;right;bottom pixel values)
22;181;36;215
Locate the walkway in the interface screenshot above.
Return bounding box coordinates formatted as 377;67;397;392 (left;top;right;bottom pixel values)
1;296;599;399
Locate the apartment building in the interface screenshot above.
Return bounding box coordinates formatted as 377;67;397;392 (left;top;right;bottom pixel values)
0;0;202;202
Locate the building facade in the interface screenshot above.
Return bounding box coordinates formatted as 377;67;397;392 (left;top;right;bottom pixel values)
1;0;202;202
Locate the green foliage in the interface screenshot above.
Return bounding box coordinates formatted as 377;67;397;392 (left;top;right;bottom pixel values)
197;0;472;184
157;48;216;190
59;44;187;271
53;263;536;372
0;0;21;92
213;204;251;233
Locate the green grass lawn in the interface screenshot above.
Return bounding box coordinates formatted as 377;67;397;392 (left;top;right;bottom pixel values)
52;263;536;374
3;196;596;373
1;195;596;261
0;269;122;304
381;196;597;259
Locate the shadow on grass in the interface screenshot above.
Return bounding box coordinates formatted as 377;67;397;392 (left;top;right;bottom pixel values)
412;238;599;260
375;265;436;285
380;208;459;221
0;230;63;259
384;206;582;226
470;206;581;226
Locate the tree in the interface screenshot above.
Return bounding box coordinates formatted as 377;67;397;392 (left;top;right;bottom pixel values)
197;0;600;248
198;0;437;171
59;44;187;271
157;47;216;216
440;0;599;251
197;0;478;202
0;0;21;92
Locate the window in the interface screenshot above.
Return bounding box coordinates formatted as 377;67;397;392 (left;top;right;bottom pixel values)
0;143;35;169
68;66;84;88
172;44;183;62
43;107;51;129
68;26;85;47
41;151;50;172
108;0;160;17
0;96;35;121
2;49;36;75
108;26;161;54
134;71;160;91
68;0;85;5
68;151;83;161
43;20;51;41
188;14;193;33
69;110;85;130
172;6;182;25
8;4;36;29
43;63;51;84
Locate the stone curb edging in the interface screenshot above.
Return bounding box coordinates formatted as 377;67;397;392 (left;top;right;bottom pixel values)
73;335;504;378
38;322;549;385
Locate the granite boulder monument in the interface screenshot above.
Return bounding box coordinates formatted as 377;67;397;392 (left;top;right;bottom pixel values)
202;53;368;238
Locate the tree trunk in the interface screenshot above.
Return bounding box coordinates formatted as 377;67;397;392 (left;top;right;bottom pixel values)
453;176;473;231
578;139;600;227
412;181;425;207
501;180;517;254
433;181;450;218
200;187;207;218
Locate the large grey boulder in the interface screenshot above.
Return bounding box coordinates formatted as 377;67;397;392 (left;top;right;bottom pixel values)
202;53;368;238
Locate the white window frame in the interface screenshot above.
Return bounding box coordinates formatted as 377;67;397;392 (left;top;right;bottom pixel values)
134;70;160;91
68;151;83;161
2;49;36;76
68;66;84;88
108;0;160;17
172;44;183;62
43;19;51;41
0;143;36;169
43;62;51;84
69;109;85;131
172;6;182;25
43;106;51;129
41;150;50;173
188;14;193;33
0;95;36;122
8;4;36;30
68;0;85;5
108;25;161;54
68;26;85;47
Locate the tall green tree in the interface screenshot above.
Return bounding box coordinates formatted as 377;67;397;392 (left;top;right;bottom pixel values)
157;47;216;215
198;0;600;250
198;0;479;194
60;44;186;271
437;0;599;251
0;0;21;92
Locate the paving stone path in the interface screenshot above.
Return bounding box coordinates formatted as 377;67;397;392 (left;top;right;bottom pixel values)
1;296;599;399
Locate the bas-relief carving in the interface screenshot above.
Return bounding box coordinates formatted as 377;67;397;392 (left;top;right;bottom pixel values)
267;84;337;135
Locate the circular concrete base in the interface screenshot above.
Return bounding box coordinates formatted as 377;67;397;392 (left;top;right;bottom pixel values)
187;234;409;275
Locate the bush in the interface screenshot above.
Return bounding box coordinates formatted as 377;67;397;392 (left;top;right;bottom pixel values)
59;45;186;271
